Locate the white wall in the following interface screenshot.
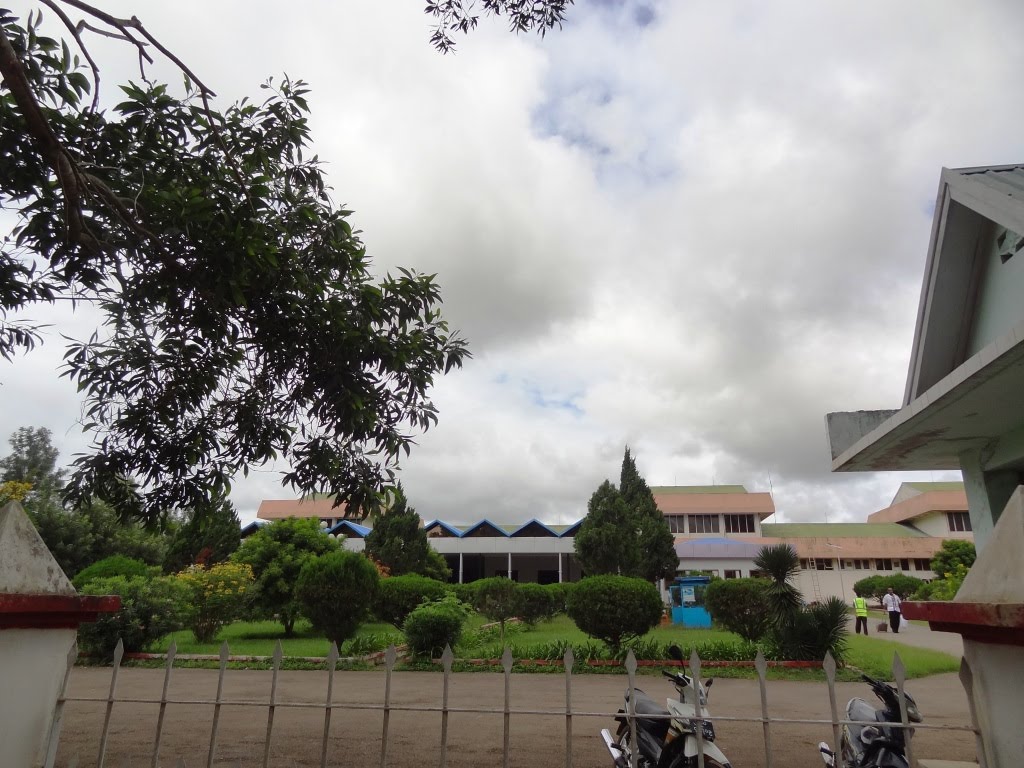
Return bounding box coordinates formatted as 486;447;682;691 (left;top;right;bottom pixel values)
0;628;75;767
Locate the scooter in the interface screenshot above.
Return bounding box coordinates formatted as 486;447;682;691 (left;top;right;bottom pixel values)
600;646;732;768
818;673;922;768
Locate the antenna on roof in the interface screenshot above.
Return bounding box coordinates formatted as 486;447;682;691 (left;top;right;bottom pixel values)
768;471;779;523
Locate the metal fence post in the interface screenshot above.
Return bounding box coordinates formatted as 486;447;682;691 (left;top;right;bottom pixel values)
206;641;230;768
891;652;915;768
380;644;397;768
42;639;78;768
564;647;574;768
502;647;513;768
261;641;283;768
754;649;773;768
958;656;987;768
151;641;177;768
689;649;705;768
439;645;454;768
320;642;339;768
96;639;125;768
625;649;638;768
823;652;844;768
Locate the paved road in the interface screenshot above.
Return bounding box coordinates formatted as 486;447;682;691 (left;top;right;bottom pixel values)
54;666;979;768
848;613;965;657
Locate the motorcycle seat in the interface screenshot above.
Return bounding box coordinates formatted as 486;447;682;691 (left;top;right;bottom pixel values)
623;689;671;718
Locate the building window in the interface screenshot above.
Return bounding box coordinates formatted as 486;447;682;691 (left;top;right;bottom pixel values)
947;512;972;532
800;559;809;570
844;558;870;570
688;515;720;534
724;514;755;533
913;558;931;571
667;515;686;534
724;570;741;579
876;558;893;571
898;558;910;571
816;558;834;571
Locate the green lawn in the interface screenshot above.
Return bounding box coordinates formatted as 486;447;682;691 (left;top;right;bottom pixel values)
152;615;958;680
158;620;401;657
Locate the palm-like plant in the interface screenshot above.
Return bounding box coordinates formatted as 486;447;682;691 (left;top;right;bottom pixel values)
754;545;849;662
754;544;804;623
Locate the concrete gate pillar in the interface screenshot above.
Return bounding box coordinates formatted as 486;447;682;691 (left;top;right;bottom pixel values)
0;502;119;767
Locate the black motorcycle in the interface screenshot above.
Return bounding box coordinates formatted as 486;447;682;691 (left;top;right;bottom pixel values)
818;673;922;768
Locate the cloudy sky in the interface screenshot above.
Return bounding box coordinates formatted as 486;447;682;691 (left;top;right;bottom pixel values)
4;1;1023;525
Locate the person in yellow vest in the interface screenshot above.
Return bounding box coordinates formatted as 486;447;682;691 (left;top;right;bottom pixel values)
853;595;869;635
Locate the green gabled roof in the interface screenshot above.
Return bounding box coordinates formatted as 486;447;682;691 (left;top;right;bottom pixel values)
761;523;929;538
904;481;965;492
651;485;747;495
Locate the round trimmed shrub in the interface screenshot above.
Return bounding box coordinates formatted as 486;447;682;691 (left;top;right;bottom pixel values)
473;577;523;627
77;575;192;658
403;595;470;658
704;578;771;642
544;582;573;615
566;575;662;652
296;550;380;646
518;583;557;626
375;575;449;627
447;581;478;606
72;555;157;590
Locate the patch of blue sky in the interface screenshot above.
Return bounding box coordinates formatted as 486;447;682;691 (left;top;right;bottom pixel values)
582;0;658;30
531;98;680;190
525;383;585;417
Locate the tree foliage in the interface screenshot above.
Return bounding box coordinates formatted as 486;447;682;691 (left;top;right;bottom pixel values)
77;575;191;658
231;517;338;635
374;574;449;628
473;576;523;643
0;426;63;504
425;0;574;53
403;594;471;658
28;498;166;577
704;578;772;642
365;485;436;577
72;554;156;590
163;495;241;573
0;8;468;523
295;550;380;647
852;574;924;607
174;561;254;643
574;450;677;580
754;544;804;624
566;575;662;652
930;539;976;578
574;480;640;576
755;544;847;662
618;447;677;581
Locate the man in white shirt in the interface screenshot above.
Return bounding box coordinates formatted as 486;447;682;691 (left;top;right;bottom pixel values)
882;587;902;633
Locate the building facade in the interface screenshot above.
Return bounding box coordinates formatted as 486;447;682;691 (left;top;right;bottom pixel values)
254;482;971;601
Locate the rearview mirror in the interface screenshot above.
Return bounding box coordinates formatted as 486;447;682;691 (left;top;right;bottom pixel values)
667;645;684;662
705;678;713;689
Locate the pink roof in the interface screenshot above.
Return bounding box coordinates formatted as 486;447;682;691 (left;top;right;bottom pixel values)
655;491;775;518
257;498;354;520
867;490;968;525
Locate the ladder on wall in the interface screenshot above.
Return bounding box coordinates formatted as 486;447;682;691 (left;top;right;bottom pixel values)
807;559;823;603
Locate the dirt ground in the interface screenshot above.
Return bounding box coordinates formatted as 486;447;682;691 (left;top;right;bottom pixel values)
53;667;979;768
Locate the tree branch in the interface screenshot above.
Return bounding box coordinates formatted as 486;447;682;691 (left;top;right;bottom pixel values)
38;0;101;110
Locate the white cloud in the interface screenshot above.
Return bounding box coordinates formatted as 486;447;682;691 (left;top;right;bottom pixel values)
1;0;1014;524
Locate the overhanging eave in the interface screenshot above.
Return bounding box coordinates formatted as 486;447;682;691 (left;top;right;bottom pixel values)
829;321;1024;472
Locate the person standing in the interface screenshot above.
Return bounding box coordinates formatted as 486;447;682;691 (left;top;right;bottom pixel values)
853;594;869;635
882;587;902;633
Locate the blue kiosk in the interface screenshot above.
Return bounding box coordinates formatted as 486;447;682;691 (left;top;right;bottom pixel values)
669;575;712;628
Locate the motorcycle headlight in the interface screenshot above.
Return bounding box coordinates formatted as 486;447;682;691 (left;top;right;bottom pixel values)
906;703;922;723
860;726;882;744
